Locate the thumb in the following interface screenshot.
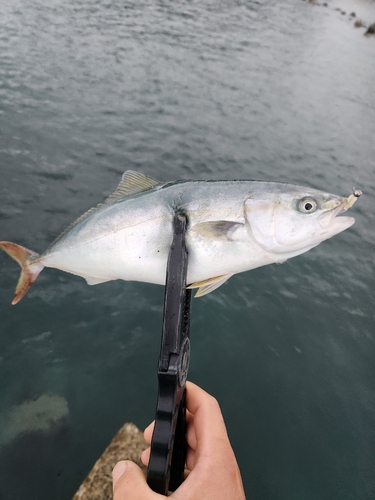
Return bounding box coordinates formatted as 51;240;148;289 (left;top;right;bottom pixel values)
112;460;156;500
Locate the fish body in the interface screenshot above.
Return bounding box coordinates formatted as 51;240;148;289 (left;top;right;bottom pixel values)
0;171;361;304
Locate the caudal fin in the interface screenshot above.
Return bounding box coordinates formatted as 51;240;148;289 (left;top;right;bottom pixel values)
0;241;44;305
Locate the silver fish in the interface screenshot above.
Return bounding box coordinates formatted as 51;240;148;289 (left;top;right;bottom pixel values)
0;171;361;305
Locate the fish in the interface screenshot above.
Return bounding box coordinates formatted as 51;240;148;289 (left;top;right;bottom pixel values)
0;170;361;305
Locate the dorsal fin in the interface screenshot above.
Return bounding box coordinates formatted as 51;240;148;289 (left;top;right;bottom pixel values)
103;170;161;204
48;171;161;249
48;205;105;249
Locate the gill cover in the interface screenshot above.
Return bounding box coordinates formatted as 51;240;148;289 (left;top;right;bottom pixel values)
244;196;318;254
244;198;281;252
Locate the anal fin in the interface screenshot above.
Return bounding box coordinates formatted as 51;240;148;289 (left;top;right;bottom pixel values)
187;274;232;297
85;276;113;286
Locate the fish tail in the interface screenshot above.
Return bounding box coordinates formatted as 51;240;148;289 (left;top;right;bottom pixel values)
0;241;44;305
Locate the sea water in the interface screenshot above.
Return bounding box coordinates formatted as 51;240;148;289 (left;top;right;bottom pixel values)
0;0;374;498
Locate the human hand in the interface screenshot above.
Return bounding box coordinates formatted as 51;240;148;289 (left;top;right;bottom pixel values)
112;381;246;499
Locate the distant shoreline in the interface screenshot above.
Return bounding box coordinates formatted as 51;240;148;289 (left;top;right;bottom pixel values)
304;0;375;36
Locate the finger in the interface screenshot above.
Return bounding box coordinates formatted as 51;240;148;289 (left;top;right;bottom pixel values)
141;446;150;467
185;445;196;472
144;421;155;444
185;382;228;451
140;439;193;475
112;460;159;500
186;411;197;451
142;414;195;470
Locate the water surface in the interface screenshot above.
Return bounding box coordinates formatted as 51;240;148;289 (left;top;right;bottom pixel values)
0;1;374;499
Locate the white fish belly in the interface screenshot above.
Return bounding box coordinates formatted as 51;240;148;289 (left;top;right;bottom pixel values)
185;232;275;282
43;218;172;285
43;220;277;286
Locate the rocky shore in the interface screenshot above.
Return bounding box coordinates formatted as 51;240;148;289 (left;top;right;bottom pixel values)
72;423;148;500
304;0;375;36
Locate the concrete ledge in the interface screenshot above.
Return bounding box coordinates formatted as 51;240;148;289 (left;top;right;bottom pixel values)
72;423;148;500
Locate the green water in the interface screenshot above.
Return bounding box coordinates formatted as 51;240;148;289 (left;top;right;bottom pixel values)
0;0;374;498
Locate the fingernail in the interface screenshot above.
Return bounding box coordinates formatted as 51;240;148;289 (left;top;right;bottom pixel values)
112;461;128;485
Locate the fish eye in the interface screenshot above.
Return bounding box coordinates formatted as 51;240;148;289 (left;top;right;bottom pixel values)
298;198;317;214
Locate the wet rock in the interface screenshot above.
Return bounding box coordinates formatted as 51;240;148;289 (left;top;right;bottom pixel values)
72;423;148;500
365;23;375;36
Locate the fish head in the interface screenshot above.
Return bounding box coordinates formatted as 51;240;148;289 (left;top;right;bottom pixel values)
245;186;361;257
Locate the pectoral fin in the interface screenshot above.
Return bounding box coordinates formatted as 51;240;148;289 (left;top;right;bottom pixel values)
191;221;243;241
187;274;232;297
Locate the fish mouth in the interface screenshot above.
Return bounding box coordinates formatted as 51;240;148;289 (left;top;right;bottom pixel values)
318;190;362;231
